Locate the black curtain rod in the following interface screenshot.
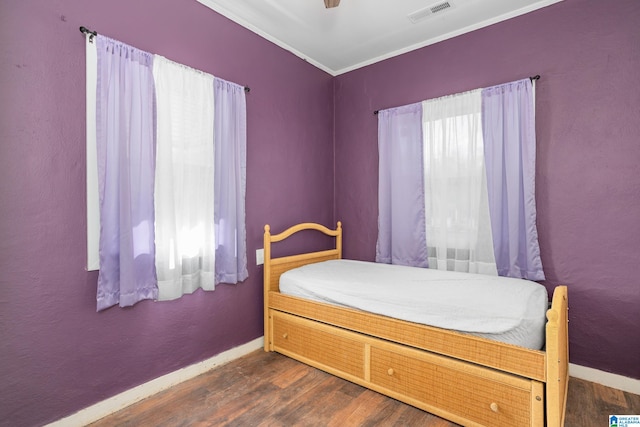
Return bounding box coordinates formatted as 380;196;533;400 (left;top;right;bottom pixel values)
373;75;541;115
79;26;251;93
80;26;97;40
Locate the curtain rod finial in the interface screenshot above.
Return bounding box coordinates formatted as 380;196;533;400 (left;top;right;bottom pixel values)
80;26;97;42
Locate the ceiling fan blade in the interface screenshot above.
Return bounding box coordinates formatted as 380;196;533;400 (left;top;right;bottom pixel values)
324;0;340;8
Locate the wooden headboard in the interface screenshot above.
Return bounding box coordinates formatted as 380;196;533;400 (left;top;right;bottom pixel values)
263;221;342;350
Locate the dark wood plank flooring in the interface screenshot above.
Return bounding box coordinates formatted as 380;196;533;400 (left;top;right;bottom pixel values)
90;350;640;427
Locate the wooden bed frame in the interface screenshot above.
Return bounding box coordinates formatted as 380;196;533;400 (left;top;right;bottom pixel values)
263;222;569;427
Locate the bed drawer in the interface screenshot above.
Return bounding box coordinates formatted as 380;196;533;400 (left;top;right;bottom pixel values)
271;311;366;380
370;346;538;427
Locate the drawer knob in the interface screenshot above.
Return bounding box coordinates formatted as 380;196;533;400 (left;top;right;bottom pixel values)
490;402;499;413
282;333;288;339
387;368;394;376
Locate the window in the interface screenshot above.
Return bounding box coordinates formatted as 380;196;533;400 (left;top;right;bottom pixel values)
85;34;247;310
377;79;544;280
422;89;497;274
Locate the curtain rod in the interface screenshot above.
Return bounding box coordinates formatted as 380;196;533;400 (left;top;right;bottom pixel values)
79;26;251;93
373;75;541;115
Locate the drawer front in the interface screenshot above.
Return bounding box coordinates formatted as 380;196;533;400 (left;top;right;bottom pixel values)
272;311;365;380
370;347;532;426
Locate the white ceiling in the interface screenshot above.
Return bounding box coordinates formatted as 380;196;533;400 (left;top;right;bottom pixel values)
196;0;562;76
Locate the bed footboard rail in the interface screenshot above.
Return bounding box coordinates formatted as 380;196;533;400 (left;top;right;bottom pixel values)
545;285;569;427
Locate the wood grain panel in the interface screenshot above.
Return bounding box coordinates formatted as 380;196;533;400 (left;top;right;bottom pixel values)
88;351;640;427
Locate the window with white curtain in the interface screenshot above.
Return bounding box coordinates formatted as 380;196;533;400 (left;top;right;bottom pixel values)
85;34;247;311
377;78;545;280
422;89;497;275
153;56;217;301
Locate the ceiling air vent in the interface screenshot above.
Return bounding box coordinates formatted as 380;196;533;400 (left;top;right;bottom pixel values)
408;1;455;24
431;1;452;13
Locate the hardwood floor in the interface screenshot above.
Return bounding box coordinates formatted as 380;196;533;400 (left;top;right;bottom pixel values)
90;350;640;427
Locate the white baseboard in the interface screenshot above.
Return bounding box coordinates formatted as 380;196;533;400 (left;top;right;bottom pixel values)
570;363;640;395
47;337;264;427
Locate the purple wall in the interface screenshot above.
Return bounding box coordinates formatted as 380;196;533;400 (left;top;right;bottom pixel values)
335;0;640;380
0;0;334;426
2;0;639;425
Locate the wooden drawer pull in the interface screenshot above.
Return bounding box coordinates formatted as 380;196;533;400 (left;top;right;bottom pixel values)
282;333;288;339
490;402;499;413
387;368;394;376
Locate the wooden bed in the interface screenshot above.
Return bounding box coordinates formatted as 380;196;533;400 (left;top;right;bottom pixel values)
263;222;569;427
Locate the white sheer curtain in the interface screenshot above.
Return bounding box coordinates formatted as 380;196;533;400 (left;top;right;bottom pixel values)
153;56;216;300
422;90;498;275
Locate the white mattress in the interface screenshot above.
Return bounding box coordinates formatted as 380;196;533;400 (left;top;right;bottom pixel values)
279;260;548;350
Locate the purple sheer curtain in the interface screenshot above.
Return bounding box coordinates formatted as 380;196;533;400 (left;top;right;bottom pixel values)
95;35;158;311
213;78;248;284
376;103;428;267
481;79;545;280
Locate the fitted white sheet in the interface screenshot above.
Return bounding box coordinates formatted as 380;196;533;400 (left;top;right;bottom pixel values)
279;260;549;350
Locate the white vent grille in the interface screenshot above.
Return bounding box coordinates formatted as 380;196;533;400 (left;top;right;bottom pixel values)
408;1;455;24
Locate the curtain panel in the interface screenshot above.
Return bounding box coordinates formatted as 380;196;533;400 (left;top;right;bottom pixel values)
482;79;544;280
153;56;216;301
95;36;158;311
213;78;248;284
422;89;498;275
376;102;428;268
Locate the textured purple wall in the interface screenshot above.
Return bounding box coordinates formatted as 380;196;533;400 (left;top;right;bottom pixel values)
0;0;333;426
2;0;639;425
334;0;640;380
